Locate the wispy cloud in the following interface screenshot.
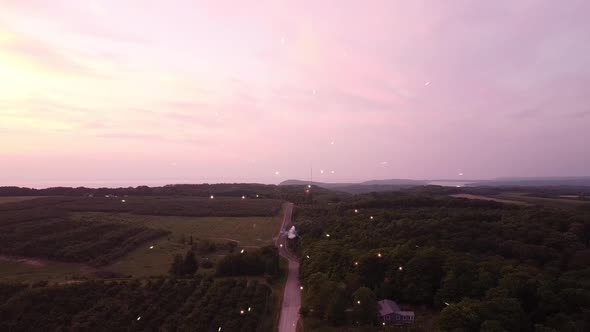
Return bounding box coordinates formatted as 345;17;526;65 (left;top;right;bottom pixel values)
1;0;589;183
0;27;110;77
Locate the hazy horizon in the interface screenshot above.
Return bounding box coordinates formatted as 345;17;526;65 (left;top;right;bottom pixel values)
2;1;589;186
4;175;590;190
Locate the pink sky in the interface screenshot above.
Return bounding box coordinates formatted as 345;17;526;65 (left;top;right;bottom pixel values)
1;0;589;187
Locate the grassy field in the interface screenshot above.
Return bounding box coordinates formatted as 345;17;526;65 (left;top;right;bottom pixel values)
450;193;530;206
68;210;284;277
0;196;44;204
0;197;285;280
0;256;88;283
497;192;590;207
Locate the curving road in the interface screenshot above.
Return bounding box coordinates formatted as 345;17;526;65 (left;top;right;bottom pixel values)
276;203;301;332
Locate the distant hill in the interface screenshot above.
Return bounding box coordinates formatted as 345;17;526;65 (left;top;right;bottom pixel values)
281;177;590;194
280;179;428;194
470;176;590;187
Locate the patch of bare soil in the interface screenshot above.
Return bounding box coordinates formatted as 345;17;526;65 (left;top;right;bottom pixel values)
0;255;47;267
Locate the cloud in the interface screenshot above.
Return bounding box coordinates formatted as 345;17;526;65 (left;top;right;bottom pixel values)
0;27;107;77
1;1;147;44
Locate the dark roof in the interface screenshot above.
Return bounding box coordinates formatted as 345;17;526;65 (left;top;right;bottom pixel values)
378;300;401;316
378;300;415;317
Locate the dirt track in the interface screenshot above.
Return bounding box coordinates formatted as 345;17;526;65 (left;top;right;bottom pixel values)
276;203;301;332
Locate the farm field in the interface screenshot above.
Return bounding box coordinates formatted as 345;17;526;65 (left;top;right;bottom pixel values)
0;256;87;283
0;197;285;281
68;212;285;277
449;193;530;205
0;277;274;331
71;212;283;247
0;196;45;204
497;192;590;207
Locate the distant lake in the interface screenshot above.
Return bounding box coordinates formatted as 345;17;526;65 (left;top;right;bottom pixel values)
428;181;474;187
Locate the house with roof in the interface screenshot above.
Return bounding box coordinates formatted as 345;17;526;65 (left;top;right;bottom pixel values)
378;299;415;325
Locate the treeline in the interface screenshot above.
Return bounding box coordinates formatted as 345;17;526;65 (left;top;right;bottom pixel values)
216;246;281;277
0;277;272;331
0;183;343;204
0;184;278;197
167;245;281;278
0;196;283;217
170;251;199;276
293;192;590;331
0;203;168;266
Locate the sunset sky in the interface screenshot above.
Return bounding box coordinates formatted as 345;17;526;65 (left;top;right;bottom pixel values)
1;0;589;187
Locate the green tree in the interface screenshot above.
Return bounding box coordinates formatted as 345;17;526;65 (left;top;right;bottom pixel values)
403;248;444;304
534;324;558;332
170;254;184;276
325;287;348;325
352;287;378;325
183;250;198;275
480;297;526;332
304;273;338;317
439;299;481;332
480;320;507;332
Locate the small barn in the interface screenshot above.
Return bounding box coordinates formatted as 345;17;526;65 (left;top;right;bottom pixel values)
378;299;415;325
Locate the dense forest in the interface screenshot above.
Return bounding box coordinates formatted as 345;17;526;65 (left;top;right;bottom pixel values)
0;183;342;204
0;277;272;332
216;245;281;277
292;192;590;331
0;196;284;217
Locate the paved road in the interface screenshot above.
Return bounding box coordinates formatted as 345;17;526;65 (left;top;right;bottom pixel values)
276;203;301;332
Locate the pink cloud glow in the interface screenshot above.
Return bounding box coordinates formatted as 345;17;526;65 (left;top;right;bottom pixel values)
1;0;589;187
